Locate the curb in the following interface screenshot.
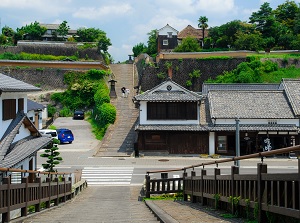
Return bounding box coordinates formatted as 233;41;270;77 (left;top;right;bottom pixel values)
145;200;179;223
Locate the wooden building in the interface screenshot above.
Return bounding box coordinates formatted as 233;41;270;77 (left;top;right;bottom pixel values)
133;78;300;156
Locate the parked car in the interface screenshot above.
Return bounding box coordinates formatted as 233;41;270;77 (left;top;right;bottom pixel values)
39;129;58;140
56;128;74;144
73;110;85;120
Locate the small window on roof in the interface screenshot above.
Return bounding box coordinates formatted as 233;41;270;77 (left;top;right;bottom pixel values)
167;32;172;38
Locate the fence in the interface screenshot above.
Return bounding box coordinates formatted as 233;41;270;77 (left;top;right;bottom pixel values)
145;145;300;222
0;168;87;223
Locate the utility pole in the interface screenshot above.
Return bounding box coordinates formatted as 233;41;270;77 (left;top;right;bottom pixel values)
235;118;240;167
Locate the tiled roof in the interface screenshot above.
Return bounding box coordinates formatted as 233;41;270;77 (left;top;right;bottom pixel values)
209;124;298;132
178;25;206;40
27;99;45;111
202;83;280;95
280;78;300;116
0;73;41;92
208;90;295;119
0;111;46;168
135;124;208;131
134;79;201;102
0;136;52;168
0;111;26;159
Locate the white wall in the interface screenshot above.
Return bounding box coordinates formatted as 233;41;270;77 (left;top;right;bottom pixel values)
215;118;298;126
158;25;178;36
209;132;215;155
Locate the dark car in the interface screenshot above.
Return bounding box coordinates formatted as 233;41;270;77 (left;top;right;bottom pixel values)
73;110;85;120
57;128;74;144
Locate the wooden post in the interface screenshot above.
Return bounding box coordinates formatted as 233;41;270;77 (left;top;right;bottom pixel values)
2;176;11;223
54;176;59;206
62;177;66;202
231;166;239;214
46;177;51;208
191;170;196;203
35;177;42;212
214;168;220;209
145;175;150;198
257;163;267;223
183;171;188;201
21;177;28;217
201;169;206;206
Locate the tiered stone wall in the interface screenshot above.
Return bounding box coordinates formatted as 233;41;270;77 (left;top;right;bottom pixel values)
139;58;247;92
0;43;103;62
0;67;69;90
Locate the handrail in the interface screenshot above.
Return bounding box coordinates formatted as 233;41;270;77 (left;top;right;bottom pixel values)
146;145;300;174
0;167;71;176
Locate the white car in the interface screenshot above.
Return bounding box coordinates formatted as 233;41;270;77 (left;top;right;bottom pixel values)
39;129;58;140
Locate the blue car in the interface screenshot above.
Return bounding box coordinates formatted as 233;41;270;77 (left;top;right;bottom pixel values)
57;128;74;144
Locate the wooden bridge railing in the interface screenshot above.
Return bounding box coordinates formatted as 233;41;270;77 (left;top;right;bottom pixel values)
0;168;87;223
145;145;300;222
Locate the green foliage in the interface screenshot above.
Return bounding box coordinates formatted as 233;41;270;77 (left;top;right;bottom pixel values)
49;125;57;130
97;103;116;125
57;20;70;38
214;193;221;209
94;88;110;106
77;43;97;50
143;192;183;201
157;72;167;79
17;21;47;40
164;61;172;69
47;105;57;117
132;42;147;57
146;29;158;57
59;107;72;117
174;36;201;52
0;52;78;61
186;80;192;87
40;145;63;172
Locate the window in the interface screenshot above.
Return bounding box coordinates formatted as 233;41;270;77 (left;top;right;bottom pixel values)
18;98;24;112
3;99;16;120
268;120;277;124
147;102;197;120
167;32;172;38
217;136;227;151
163;39;168;45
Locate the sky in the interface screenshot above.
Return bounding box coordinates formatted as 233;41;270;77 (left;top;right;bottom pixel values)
0;0;299;62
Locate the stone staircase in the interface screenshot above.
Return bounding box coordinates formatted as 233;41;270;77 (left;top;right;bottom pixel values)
94;64;139;157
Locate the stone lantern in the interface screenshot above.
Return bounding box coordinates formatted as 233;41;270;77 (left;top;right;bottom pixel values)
108;79;117;98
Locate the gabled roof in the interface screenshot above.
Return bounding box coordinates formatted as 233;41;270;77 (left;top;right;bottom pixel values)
0;73;40;92
280;78;300;117
178;25;205;40
208;90;295;119
27;99;45;111
0;111;51;167
133;78;201;102
202;83;280;95
157;24;178;35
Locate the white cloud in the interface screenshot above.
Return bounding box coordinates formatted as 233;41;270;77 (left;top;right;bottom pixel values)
73;4;132;20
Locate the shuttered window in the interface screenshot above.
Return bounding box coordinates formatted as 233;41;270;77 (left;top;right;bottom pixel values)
3;99;16;120
18;98;24;112
147;102;197;120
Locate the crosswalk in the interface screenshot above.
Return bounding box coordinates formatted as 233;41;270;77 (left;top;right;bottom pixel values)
81;167;134;186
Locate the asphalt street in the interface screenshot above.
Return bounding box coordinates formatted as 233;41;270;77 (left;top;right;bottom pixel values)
37;117;299;186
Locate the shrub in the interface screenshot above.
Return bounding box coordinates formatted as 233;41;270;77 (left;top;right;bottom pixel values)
59;107;72;117
47;105;56;117
98;103;116;125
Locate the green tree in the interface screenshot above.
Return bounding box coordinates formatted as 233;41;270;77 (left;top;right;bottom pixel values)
274;0;299;31
0;34;7;44
57;20;70;39
97;32;111;53
198;16;208;47
234;31;264;51
2;26;15;37
132;42;147;57
17;21;47;40
146;29;158;57
249;2;274;37
173;36;201;52
77;27;104;42
40;143;63;172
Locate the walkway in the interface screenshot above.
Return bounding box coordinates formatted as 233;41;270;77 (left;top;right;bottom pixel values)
94;64;138;157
